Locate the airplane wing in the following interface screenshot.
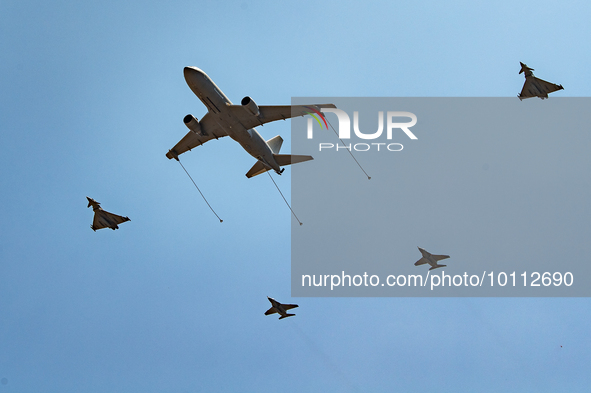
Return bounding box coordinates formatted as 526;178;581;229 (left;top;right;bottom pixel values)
92;213;106;230
520;77;563;99
534;77;563;94
264;307;277;315
92;211;130;230
226;104;336;131
418;247;430;258
166;113;228;159
432;254;450;261
282;304;299;311
519;80;532;99
414;258;428;266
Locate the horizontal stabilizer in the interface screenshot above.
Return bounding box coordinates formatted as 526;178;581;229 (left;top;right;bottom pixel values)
246;154;314;178
279;314;295;320
246;161;270;178
273;154;313;167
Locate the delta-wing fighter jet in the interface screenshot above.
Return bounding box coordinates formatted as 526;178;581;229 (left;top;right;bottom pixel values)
518;62;564;100
414;247;450;271
264;297;298;320
166;67;336;177
86;197;130;231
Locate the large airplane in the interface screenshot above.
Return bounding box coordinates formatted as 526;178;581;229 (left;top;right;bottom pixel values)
166;67;336;178
264;297;298;320
414;247;450;271
518;62;564;100
86;197;130;231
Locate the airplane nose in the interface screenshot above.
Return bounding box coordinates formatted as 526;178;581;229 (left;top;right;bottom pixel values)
184;66;204;78
184;66;195;80
184;66;205;90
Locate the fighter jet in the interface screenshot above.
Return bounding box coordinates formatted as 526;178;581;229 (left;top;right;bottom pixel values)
264;297;298;320
414;247;450;271
166;67;336;178
518;62;564;100
86;197;130;231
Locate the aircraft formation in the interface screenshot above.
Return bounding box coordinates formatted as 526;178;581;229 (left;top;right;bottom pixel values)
87;62;565;315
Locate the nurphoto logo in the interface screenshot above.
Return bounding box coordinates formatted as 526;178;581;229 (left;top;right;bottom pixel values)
306;107;418;152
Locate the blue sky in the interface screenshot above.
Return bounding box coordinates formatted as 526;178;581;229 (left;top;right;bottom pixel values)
1;0;590;391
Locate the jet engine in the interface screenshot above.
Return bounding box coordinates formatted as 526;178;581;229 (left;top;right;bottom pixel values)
241;96;260;117
183;114;207;136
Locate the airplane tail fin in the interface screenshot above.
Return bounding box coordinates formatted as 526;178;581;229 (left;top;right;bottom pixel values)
279;314;296;320
519;62;534;76
267;136;283;154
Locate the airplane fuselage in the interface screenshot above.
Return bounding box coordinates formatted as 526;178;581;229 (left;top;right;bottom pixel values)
268;300;285;316
425;258;440;269
417;256;439;269
183;67;281;173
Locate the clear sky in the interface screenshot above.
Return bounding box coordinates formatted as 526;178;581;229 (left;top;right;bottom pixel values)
1;0;590;392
